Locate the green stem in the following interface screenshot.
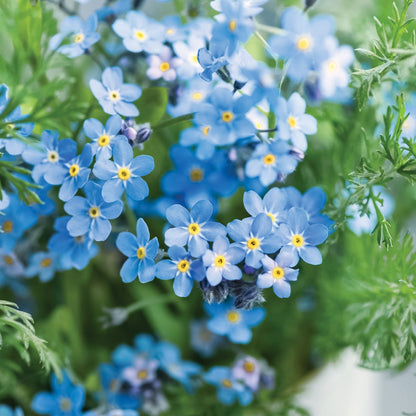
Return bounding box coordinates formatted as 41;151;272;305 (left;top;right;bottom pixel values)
123;194;137;233
152;112;194;131
255;22;286;36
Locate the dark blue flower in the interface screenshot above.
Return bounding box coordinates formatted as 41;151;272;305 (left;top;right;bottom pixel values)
116;218;159;283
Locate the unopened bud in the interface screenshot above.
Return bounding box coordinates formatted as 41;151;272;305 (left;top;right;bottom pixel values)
289;147;305;161
305;0;318;11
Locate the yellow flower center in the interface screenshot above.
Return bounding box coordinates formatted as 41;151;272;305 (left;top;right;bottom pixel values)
73;33;85;43
60;398;72;412
137;247;146;259
47;150;59;163
202;126;210;136
214;255;226;268
227;311;240;323
263;154;275;165
222;111;234;123
246;237;260;250
222;379;232;388
296;35;312;51
287;116;297;128
3;255;14;265
191;54;198;64
177;259;190;273
327;60;338;72
69;164;80;177
40;258;52;268
292;234;304;247
109;91;120;101
118;167;131;180
98;135;110;147
134;30;146;40
267;212;275;223
166;28;175;35
159;62;170;72
192;92;204;101
243;361;256;373
189;168;204;182
2;220;13;233
272;266;285;280
88;206;100;218
137;370;148;379
229;20;237;32
188;223;200;235
7;123;14;129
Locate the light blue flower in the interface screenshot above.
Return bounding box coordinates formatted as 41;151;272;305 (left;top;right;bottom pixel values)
164;200;226;257
90;67;142;117
26;252;62;282
116;218;159;283
197;39;229;82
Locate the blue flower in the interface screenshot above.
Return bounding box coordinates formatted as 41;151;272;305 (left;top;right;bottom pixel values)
190;319;223;357
146;46;182;82
0;250;25;278
162;15;186;43
257;251;299;298
112;11;164;54
227;214;281;268
83;115;123;160
202;235;245;286
269;7;335;81
276;92;317;151
204;366;253;405
22;131;77;185
155;341;201;391
45;143;93;202
155;246;205;297
115;218;159;283
275;207;328;265
121;356;159;391
64;182;123;242
90;67;142;117
243;188;288;229
0;405;24;416
210;0;268;17
245;141;298;186
204;299;265;344
197;38;229;82
31;370;85;416
164;200;226;257
26;252;62;282
93;139;154;202
48;217;98;271
49;14;100;58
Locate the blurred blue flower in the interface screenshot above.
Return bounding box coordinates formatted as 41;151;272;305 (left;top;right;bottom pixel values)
26;252;62;282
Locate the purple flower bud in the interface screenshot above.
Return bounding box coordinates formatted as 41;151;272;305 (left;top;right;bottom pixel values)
289;147;305;161
305;0;318;10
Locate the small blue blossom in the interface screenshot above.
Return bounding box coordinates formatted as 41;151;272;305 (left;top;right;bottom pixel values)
155;246;205;297
275;207;328;265
204;366;253;405
202;235;245;286
257;251;299;298
146;46;182;82
121;356;159;392
227;214;281;268
164;200;226;257
90;67;142;117
190;319;223;357
45;143;93;202
93;139;154;203
245;141;298;186
83;115;123;160
116;218;159;283
0;405;24;416
210;0;267;17
0;250;25;277
31;370;85;416
162;16;186;43
232;356;263;392
26;252;62;282
112;11;164;54
64;182;123;242
204;298;265;344
197;39;229;82
49;14;100;58
173;36;206;80
276;92;317;151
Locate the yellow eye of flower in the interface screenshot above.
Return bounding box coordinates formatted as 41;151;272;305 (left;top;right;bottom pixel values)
89;206;100;218
134;30;146;40
272;266;284;279
177;259;190;273
188;223;200;235
192;92;204;101
189;168;204;182
292;234;304;247
118;167;131;180
60;398;72;412
2;220;13;233
202;126;210;136
69;164;80;177
166;28;175;35
229;20;237;32
227;311;240;323
287;116;297;128
109;91;120;101
296;35;312;51
47;150;59;163
3;255;14;265
73;33;85;43
267;212;275;223
40;258;52;268
327;60;338;72
191;54;198;64
137;247;146;259
98;135;110;147
263;154;275;165
137;370;148;379
222;111;234;123
159;62;170;72
222;379;232;388
243;361;256;373
246;238;260;250
214;255;226;268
